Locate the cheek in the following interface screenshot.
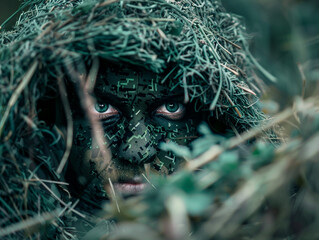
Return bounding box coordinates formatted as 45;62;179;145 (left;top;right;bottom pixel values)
148;120;199;173
73;122;91;148
70;120;117;181
157;120;198;145
70;148;115;180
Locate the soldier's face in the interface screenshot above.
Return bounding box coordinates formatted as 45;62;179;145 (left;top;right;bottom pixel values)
67;64;203;197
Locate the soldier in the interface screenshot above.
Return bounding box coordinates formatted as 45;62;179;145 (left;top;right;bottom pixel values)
0;0;275;238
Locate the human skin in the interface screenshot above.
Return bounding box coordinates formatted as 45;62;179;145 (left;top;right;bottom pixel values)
66;62;206;198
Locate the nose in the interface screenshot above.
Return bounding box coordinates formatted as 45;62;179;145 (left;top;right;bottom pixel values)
118;117;157;165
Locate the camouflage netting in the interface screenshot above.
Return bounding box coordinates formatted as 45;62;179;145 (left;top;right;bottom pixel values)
0;0;275;133
1;0;318;239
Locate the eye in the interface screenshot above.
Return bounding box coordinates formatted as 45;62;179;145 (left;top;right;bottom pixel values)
90;102;119;119
165;103;179;112
155;103;185;120
95;103;110;113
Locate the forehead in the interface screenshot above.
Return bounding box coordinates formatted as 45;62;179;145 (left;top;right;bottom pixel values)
94;64;182;101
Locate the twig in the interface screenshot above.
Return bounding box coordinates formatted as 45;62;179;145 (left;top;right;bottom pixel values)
65;199;80;216
56;76;73;175
78;60;113;177
108;178;120;213
125;17;176;22
29;171;86;218
236;84;257;96
35;21;57;41
28;179;69;185
58;202;72;217
85;57;99;93
142;173;156;189
0;61;38;138
215;32;242;49
98;0;120;7
223;90;242;118
297;63;306;98
220;63;239;76
0;209;59;238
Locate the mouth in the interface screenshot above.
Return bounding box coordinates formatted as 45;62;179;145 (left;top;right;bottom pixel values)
113;176;147;196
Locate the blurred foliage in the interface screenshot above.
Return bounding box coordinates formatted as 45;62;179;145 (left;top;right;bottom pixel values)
223;0;319;101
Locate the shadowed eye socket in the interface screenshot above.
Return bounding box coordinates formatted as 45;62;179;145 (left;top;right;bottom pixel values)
155;103;185;120
90;103;119;119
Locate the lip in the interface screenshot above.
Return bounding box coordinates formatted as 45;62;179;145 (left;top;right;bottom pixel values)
113;176;147;195
114;182;147;195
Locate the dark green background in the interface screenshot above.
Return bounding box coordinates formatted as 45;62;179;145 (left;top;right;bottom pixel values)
223;0;319;100
0;0;20;27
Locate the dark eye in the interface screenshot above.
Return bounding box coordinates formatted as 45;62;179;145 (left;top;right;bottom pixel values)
155;103;185;120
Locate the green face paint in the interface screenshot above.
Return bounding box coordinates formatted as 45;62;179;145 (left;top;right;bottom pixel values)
66;62;206;197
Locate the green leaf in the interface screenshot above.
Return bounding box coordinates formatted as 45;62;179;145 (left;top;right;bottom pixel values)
159;141;191;158
209;151;239;175
182;193;211;215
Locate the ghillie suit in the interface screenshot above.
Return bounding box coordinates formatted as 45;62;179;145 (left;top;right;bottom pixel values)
0;0;278;239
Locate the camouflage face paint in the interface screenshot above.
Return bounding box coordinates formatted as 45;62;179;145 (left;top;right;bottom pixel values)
66;63;204;197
